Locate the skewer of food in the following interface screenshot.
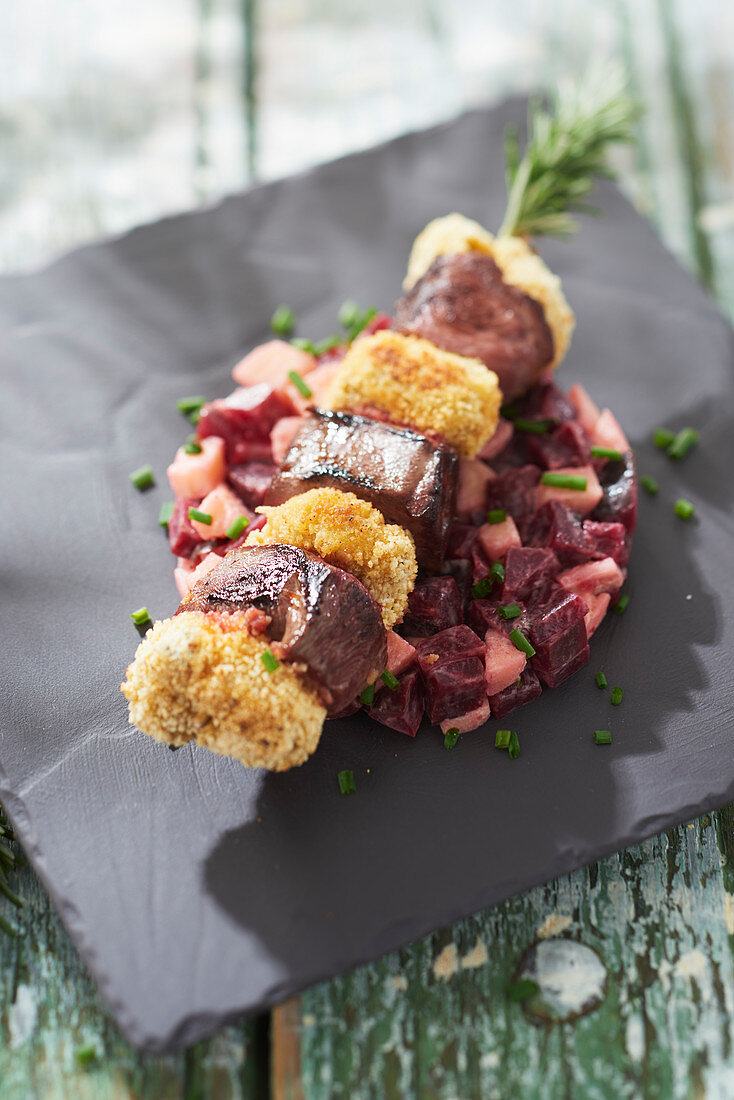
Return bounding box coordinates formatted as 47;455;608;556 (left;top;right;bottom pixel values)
123;70;639;770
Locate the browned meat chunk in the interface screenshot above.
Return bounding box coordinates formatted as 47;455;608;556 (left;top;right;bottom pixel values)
393;252;554;401
265;410;458;570
178;543;387;714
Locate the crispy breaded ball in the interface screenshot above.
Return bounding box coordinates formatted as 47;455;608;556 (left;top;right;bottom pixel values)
121;612;326;771
326;330;501;459
247;487;416;629
402;213;574;370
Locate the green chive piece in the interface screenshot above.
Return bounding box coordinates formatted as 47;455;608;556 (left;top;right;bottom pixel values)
288;370;313;399
674;498;695;521
487;508;507;525
225;515;250;540
667;427;699;460
640;475;659;496
176;395;205;415
260;648;279;673
611;686;623;706
338;300;361;328
359;683;376;707
291;337;317;355
471;578;493;599
591;445;622;461
271;305;296;337
188;507;213;525
653;427;676;449
189;409;202;426
380;670;400;691
514;418;553;434
313;334;342;356
595;671;608;690
129;464;155;491
614;594;630;615
184;434;202;455
490;562;505;585
444;727;460;750
508;731;521;759
499;604;522;621
347;307;377;343
130;607;152;626
495;729;512;749
594;730;612;745
509;628;535;657
158;501;174;527
507;977;539;1002
500;403;519;420
540;472;588;491
338;769;356;795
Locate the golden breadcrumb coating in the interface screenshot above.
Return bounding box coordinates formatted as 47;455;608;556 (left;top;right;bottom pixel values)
121;612;326;771
402;213;575;370
247;487;416;629
325;331;501;459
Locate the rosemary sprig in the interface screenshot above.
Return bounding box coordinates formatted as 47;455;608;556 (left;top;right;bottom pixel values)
0;803;25;937
499;65;639;239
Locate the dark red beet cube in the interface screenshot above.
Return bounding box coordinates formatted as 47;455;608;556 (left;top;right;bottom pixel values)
470;541;492;583
228;461;276;509
530;587;588;644
363;311;392;335
468;598;529;638
401;576;462;637
488;666;542;719
533;642;590;688
368;669;424;737
490;431;532;470
531;617;588;675
583;520;630;566
521;501;592;567
168;498;201;557
514;380;576;424
419;656;487;725
526;421;591;470
415;625;485;668
502;547;559;607
198;385;294;461
485;465;541;522
446;522;479;559
591;452;638;533
438;558;472;606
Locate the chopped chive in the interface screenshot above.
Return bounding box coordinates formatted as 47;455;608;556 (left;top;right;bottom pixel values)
667;427;699;460
129;464;155;491
380;670;400;691
188;409;202;426
540;472;588;491
594;729;612;745
270;305;295;337
184;435;202;455
176;395;205;415
508;731;520;759
495;729;512;749
338;300;360;328
611;686;623;706
291;337;317;355
313;334;342;356
509;628;535;657
653;427;676;449
614;594;630;615
347;307;377;342
490;561;505;585
674;498;695;521
338;769;356;795
514;418;553;434
158;501;174;527
260;648;279;673
444;727;460;750
188;507;213;525
500;403;519;420
225;515;250;540
471;578;493;599
288;370;313;398
487;508;507;525
130;607;152;626
591;445;622;461
359;683;376;707
595;671;608;690
640;475;659;496
507;978;539;1002
499;604;522;620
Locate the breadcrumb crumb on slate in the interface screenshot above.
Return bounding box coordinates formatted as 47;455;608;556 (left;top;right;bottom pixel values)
121;612;326;771
402;213;574;370
325;331;501;459
247;487;417;629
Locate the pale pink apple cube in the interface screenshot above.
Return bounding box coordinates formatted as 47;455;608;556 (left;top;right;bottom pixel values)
386;631;416;677
477;516;521;562
232;340;316;389
567;383;601;434
191;483;246;539
270;415;305;465
558;557;625;597
484;628;527;696
477;418;513;461
592;408;630;454
584;592;611;637
440;697;491;735
534;464;602;515
175;552;220;598
456;458;496;516
167;435;226;499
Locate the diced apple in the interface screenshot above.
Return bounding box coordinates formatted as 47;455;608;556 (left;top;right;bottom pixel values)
558;557;625;597
167;435;226;499
174;551;220;598
439;698;491;734
567;383;600;434
386;631;416;677
534;464;602;515
270;415;305;465
232;340;317;388
584;592;611;637
306;360;343;407
592;409;630;454
477;418;514;461
456;459;496;517
477;516;521;562
191;483;246;539
484;628;527;696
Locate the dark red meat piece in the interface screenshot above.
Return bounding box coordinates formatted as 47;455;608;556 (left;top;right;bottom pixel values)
168;498;201;557
197;385;293;462
401;576;462;637
488;666;542;719
502;547;560;607
228;461;276;509
368;669;425;737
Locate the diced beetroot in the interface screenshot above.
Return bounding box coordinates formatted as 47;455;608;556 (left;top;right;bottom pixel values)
583;520;629;566
532;641;590;688
368;668;424;737
167;435;226;500
232;340;317;389
558;557;625;597
470;541;492;583
531;616;589;682
401;576;462;637
446;522;479;559
534;464;603;515
198;385;295;460
438;558;472;606
514;380;576;424
584;592;610;637
362;311;392;336
415;625;486;668
440;698;490;735
270;415;304;465
484;627;527;696
502;547;560;606
490;430;531;470
468;598;513;638
386;631;416;677
477;516;521;562
485;466;541;521
526;421;591;470
567;383;600;434
456;459;495;518
591;408;630;454
228;461;276;509
168;497;202;556
418;655;487;725
191;483;246;539
591;452;638;533
521;501;592;566
488;666;542;719
477;418;513;461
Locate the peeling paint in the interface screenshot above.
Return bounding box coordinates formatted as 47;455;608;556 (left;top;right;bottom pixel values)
8;985;38;1050
536;913;572;940
391;975;408;991
675;948;708;981
433;944;459;981
461;938;488;970
625;1014;645;1062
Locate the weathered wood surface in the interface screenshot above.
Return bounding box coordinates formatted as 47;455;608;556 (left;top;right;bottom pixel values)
1;0;734;1096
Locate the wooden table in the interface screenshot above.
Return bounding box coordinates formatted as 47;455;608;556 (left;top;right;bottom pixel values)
2;2;733;1095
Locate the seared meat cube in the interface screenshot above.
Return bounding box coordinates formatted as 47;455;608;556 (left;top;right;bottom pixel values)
266;410;458;569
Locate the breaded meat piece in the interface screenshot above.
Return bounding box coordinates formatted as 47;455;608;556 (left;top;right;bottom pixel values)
247;487;417;629
402;213;574;371
325;331;501;459
121;611;326;771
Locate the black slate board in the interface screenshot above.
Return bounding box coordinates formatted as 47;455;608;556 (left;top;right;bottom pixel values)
1;102;733;1053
